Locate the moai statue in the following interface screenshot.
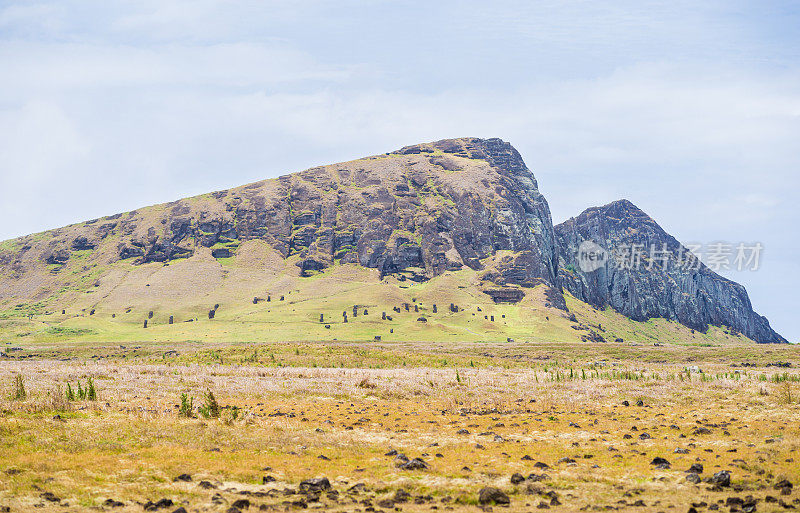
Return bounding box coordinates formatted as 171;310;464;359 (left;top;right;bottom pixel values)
169;315;174;324
320;313;324;323
432;304;437;313
490;315;494;322
148;311;154;319
143;320;148;328
382;312;387;320
208;309;215;319
414;305;419;312
353;305;358;317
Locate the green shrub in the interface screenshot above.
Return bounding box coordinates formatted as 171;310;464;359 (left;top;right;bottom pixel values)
179;393;194;418
11;375;26;401
86;378;97;401
198;390;220;419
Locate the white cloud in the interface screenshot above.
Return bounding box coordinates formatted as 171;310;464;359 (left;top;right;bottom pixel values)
0;0;798;340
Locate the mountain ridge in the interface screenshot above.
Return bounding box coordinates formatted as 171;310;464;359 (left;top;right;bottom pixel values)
0;137;785;343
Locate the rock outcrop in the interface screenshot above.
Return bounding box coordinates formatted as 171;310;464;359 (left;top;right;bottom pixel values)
1;137;560;293
555;200;786;343
0;138;785;343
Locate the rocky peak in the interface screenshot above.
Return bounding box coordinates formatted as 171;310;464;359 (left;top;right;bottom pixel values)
556;200;786;343
2;137;560;297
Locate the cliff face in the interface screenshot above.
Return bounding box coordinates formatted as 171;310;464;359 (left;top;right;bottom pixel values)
0;138;560;299
555;200;786;343
0;139;785;343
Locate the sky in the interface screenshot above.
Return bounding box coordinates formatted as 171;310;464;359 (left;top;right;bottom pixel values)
0;0;798;340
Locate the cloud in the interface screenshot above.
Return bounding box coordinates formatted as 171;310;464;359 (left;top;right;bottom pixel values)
0;0;798;340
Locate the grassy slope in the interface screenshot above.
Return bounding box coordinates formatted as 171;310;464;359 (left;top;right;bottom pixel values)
1;245;752;347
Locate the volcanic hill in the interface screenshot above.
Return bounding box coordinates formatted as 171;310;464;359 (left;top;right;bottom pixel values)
0;138;785;345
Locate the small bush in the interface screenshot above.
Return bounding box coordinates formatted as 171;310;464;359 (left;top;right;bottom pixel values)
779;382;795;404
179;393;194;418
198;390;220;419
11;375;26;401
86;378;97;401
49;384;70;412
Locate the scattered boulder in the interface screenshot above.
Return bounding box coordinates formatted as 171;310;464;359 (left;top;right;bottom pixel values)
299;477;331;492
687;463;704;474
709;470;731;487
478;487;510;506
650;457;670;469
143;498;174;511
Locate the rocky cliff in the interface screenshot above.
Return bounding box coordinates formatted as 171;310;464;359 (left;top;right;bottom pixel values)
0;138;560;300
0;138;785;343
555;200;786;343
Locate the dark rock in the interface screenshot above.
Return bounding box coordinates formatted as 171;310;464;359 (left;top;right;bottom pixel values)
173;474;191;482
298;477;331;492
393;490;411;503
143;498;174;510
478;487;510;505
40;492;60;502
555;199;786;343
686;473;702;484
45;249;71;265
710;470;731;487
688;463;704;474
510;472;525;484
399;457;429;471
231;499;250;509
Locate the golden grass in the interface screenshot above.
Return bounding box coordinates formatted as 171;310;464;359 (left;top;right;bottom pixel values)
1;344;799;512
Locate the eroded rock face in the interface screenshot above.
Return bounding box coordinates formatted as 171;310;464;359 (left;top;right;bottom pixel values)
0;138;784;343
555;200;786;343
77;137;559;289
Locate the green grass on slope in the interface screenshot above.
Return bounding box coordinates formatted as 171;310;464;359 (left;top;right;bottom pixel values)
0;260;752;347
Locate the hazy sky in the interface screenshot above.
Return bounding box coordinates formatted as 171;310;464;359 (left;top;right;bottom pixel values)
1;1;798;340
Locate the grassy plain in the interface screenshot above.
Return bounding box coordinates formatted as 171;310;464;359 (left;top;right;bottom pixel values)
1;340;799;513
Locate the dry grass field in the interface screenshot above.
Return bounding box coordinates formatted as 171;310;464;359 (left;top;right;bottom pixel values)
1;341;799;513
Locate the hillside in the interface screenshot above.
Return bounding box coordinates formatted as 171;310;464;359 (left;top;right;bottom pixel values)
0;138;785;345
